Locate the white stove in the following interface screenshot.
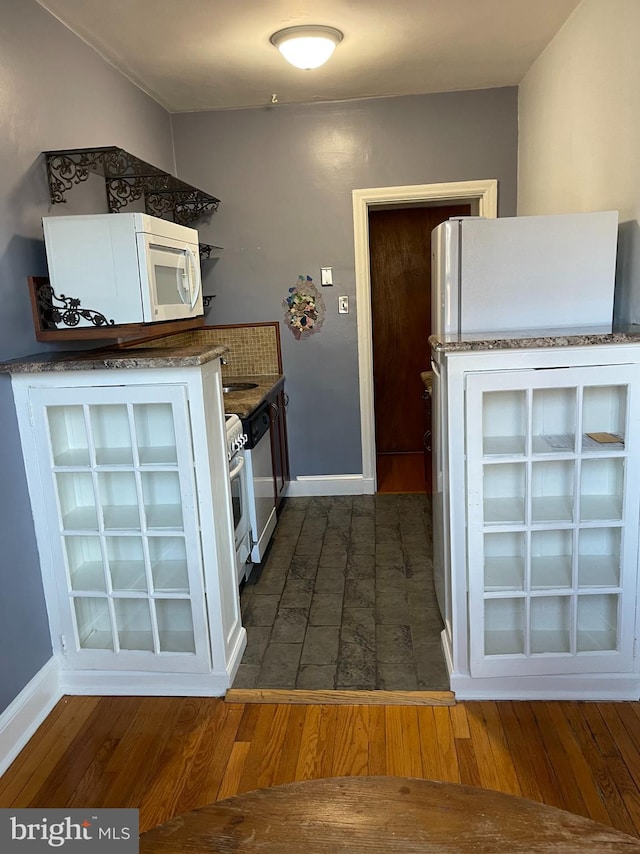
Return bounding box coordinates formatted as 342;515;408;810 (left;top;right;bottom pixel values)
225;413;247;459
224;414;252;584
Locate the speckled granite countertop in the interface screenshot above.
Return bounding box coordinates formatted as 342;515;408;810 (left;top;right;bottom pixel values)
221;374;284;419
0;340;284;419
429;325;640;353
0;341;229;373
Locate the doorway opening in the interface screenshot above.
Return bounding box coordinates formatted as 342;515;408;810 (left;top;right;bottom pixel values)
369;204;470;494
353;180;498;494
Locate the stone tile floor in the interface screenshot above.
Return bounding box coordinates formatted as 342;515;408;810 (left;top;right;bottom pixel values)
233;494;449;691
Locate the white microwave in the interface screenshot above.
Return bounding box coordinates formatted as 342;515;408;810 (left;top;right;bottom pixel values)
42;212;203;328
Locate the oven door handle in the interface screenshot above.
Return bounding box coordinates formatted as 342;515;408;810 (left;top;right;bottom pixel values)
228;454;245;479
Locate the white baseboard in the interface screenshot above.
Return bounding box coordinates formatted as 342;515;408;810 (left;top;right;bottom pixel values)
0;630;248;775
0;657;62;777
59;670;233;697
287;474;375;496
58;631;247;698
449;671;640;701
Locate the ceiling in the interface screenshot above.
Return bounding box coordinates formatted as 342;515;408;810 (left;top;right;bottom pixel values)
36;0;582;113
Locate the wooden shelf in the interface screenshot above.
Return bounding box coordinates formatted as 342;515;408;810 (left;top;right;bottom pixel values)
28;276;205;342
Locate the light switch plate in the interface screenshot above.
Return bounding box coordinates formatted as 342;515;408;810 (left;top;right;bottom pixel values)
321;266;333;286
338;296;349;314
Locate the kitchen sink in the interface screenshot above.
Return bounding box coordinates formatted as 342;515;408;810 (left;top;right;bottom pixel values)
222;382;259;393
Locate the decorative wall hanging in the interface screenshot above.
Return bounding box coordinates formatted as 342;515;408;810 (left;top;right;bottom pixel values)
283;275;326;340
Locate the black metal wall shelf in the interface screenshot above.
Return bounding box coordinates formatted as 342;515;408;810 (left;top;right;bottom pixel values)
199;244;223;261
43;146;220;226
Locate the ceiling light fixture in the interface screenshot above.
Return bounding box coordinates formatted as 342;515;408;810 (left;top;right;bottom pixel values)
270;25;343;70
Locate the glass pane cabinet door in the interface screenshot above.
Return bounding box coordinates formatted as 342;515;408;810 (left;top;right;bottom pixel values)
466;365;640;678
30;384;211;673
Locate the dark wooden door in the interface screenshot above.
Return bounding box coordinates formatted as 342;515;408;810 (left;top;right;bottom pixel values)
369;204;470;460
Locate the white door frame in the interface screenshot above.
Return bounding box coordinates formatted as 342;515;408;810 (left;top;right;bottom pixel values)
353;179;498;493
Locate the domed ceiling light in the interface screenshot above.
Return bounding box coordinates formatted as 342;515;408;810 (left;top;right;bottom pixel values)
270;26;343;70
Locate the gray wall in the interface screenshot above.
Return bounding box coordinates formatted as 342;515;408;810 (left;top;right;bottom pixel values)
172;89;518;477
0;0;174;713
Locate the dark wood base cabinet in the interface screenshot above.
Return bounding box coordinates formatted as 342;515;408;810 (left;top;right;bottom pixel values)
268;382;289;509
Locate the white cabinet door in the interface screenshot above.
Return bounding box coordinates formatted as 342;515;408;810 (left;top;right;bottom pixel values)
29;383;211;673
465;364;640;678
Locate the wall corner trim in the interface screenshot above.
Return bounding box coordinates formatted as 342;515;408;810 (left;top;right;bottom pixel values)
0;657;62;777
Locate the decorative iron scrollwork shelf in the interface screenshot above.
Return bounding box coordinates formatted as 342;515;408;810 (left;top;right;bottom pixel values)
27;277;205;343
199;244;223;261
33;279;115;331
43;146;220;226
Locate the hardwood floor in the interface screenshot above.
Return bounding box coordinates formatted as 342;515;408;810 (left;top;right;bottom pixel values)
2;696;640;838
376;452;427;493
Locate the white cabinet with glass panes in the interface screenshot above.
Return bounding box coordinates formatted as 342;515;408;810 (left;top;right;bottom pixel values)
438;341;640;700
9;359;245;696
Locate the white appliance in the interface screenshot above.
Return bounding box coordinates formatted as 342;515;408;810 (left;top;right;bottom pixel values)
431;211;619;336
242;402;277;563
42;212;203;328
430;210;620;626
225;414;252;584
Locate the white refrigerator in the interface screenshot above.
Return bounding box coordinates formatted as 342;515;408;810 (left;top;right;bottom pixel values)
430;210;619;625
431;210;619;337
